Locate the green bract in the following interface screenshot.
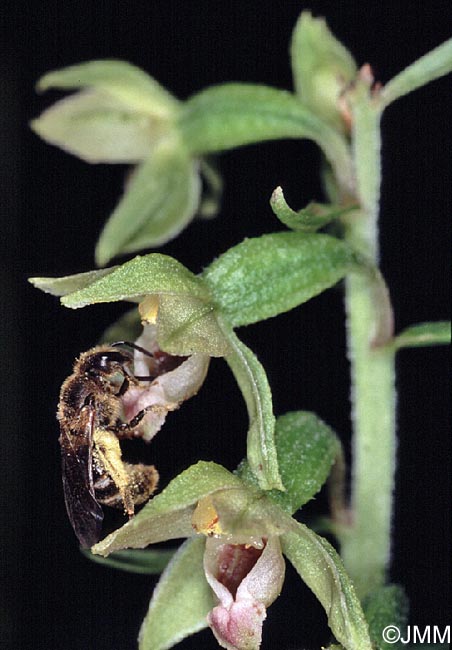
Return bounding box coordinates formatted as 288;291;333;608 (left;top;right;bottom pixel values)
203;231;361;327
394;321;451;349
237;411;340;514
379;38;452;109
270;186;357;232
179;82;353;192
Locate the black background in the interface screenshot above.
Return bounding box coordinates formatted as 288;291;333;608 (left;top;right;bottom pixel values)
1;2;450;649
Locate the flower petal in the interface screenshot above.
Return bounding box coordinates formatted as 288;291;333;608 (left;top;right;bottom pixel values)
121;325;210;442
31;88;168;163
208;600;265;650
204;537;285;650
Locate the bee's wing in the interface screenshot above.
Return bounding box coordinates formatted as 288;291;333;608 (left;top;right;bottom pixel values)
59;406;103;548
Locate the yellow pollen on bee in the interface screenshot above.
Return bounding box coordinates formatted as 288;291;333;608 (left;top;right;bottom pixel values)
93;428;133;515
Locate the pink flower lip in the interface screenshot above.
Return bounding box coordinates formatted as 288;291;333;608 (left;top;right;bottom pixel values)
204;535;285;650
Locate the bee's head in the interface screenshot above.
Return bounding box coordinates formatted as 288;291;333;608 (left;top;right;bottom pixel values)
80;347;133;388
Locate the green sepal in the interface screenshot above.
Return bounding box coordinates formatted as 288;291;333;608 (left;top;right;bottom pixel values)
290;11;357;131
281;521;373;650
178;82;353;192
95;140;201;266
380;38;452;109
29;267;118;297
237;411;341;514
60;253;208;309
31;88;170;164
220;323;282;492
394;321;451;349
36;59;178;116
203;231;361;328
91;461;243;556
270;186;357;232
363;584;408;650
81;548;174;575
138;537;213;650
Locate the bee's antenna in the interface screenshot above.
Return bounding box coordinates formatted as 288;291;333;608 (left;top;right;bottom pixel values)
111;341;155;359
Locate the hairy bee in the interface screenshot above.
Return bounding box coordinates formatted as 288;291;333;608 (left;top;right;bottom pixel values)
57;342;174;548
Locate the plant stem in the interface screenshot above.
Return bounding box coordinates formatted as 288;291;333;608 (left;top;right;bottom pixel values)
342;274;396;597
338;79;396;598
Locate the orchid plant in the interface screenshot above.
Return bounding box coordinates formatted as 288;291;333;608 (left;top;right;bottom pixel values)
30;11;451;650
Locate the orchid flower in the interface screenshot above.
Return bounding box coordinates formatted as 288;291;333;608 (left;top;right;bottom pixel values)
31;60;222;266
120;323;209;442
204;535;285;650
89;411;372;650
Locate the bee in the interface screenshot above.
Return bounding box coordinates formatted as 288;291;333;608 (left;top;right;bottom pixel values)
57;341;173;548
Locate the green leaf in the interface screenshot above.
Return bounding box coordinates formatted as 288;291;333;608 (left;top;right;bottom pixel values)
237;411;340;514
92;461;243;556
36;59;178;116
270;186;357;232
95;140;201;266
61;253;208;309
380;38;452;109
31;88;168;164
290;11;357;131
394;321;451;349
81;548;174;574
156;294;229;356
220;324;282;492
100;307;143;343
179;83;353;192
282;521;373;650
363;584;408;650
29;267;117;297
138;537;213;650
203;231;361;327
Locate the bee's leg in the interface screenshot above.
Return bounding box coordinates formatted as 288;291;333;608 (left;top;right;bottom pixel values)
93;463;158;513
123;462;159;507
111;404;163;438
93;429;135;516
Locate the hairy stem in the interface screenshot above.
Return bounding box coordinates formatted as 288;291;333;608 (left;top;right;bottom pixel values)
338;79;396;598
